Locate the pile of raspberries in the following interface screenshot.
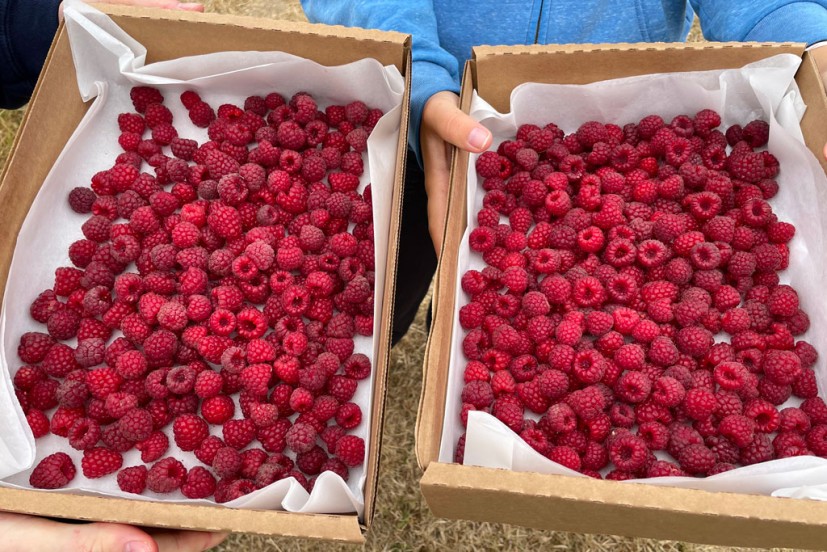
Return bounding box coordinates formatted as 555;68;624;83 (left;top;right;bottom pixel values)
457;110;825;479
17;85;380;502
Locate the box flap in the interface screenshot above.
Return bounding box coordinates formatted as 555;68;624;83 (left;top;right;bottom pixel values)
472;42;804;113
422;463;827;550
100;5;411;73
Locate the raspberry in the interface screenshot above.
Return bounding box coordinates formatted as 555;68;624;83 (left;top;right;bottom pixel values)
683;387;716;421
29;452;76;489
136;431;169;463
767;285;799;318
18;332;55;364
285;422;318;454
173;413;209;451
26;409;50;438
677;443;715;475
742;120;770;148
223;418;256;450
116;408;152;442
146;457;187;493
608;433;649;472
334;434;365;467
81;447;124;478
115;466;149;498
762;350;802;385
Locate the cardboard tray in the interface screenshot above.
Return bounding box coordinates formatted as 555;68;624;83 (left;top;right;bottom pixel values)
0;5;411;544
417;42;827;550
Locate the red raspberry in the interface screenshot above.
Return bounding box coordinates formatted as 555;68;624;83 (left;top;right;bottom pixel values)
189;101;215;127
223;418;256;450
136;431;169;463
607;433;649;472
335;434;365;467
81;447;124;478
762;350;802;385
26;409;50;438
683;388;716;421
146;457;187;493
85;367;122;399
740;433;773;465
742;120;770;147
129;86;163;113
29;452;76;489
117;465;148;494
677;443;715;475
18;332;56;364
173;414;209;451
719;414;756;448
118;408;153;442
180;466;216;499
727;152;767;183
285;422;318;454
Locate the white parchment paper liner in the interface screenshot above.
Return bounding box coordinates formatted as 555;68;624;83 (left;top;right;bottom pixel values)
0;0;404;515
439;54;827;499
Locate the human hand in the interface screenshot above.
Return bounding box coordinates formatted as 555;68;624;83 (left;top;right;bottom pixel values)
0;512;226;552
59;0;205;21
420;91;492;254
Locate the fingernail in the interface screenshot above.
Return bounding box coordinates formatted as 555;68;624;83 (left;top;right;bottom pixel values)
124;542;152;552
177;2;203;9
467;127;490;150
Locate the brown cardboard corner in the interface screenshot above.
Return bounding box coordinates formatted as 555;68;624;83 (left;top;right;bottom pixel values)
98;4;410;73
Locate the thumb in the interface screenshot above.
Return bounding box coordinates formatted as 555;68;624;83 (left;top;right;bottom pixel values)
422;91;492;153
0;512;159;552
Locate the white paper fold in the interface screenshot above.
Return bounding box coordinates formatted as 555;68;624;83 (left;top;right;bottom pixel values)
441;54;827;500
0;0;404;515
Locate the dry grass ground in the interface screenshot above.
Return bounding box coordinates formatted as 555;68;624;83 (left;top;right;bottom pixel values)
0;3;803;551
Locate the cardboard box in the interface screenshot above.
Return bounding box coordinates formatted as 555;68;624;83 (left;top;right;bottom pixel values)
0;5;410;544
417;42;827;550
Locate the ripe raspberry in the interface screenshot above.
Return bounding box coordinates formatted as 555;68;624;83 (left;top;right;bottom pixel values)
117;408;153;442
136;431;169;463
81;447;124;478
608;433;649;472
29;452;76;489
677;443;715;475
762;350;802;385
146;457;187;493
173;414;209;451
117;465;148;494
223;418;256;450
26;409;50;438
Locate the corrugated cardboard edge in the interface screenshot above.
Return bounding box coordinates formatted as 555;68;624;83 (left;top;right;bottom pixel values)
417;41;827;548
0;6;413;542
421;463;827;550
415;62;473;470
363;48;412;529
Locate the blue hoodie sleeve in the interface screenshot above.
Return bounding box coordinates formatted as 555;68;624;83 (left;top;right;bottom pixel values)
0;0;61;109
300;1;460;167
692;1;827;44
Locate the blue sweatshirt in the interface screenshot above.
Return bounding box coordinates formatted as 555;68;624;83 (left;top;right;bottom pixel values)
301;1;827;165
0;0;61;109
